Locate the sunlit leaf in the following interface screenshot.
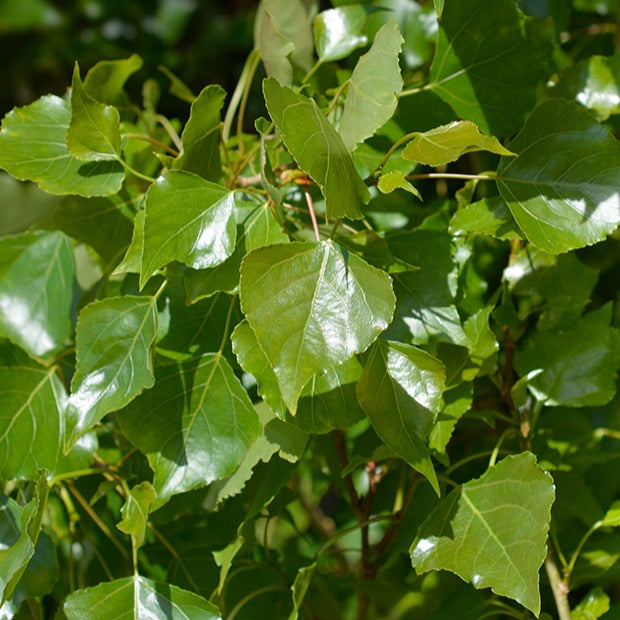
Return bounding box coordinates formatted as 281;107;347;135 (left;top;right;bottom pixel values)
314;6;369;62
83;54;143;107
240;240;395;412
497;98;620;253
65;296;158;448
339;20;403;151
117;482;157;548
263;77;370;219
0;95;124;196
377;171;422;199
0;231;74;358
449;197;522;241
410;452;554;615
63;575;221;619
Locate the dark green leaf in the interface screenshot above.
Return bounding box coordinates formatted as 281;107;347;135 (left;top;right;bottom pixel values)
314;6;369;62
0;95;124;196
63;575;221;619
65;296;158;448
240;240;395;412
263;77;370;220
514;305;616;407
141;170;236;288
553;54;620;121
402;121;514;167
339;20;403;151
428;0;553;135
67;63;122;162
173;85;225;181
357;339;444;492
117;481;157;548
0;231;74;358
497;99;620;253
118;354;261;505
410;452;554;615
83;54;143;108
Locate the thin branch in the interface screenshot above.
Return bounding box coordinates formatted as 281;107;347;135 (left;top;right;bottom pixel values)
545;544;572;620
123;132;179;156
304;189;321;242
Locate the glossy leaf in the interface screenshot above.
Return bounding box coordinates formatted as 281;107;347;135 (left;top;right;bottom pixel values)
554;54;620;121
240;240;395;412
314;6;368;62
82;54;143;107
263;77;370;220
173;84;225;181
118;354;261;505
357;339;444;492
339;20;404;151
449;197;522;241
497;98;620;253
0;231;74;358
117;481;157;548
0;95;124;196
67;63;121;161
65;296;158;448
63;575;221;619
514;305;616;407
141;170;236;288
402;121;514;167
410;452;555;615
0;365;93;480
428;0;553;135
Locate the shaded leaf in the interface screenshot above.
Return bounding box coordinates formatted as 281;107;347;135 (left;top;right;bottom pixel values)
410;452;554;615
65;296;158;448
514;305;616;407
141;170;236;288
449;196;522;241
0;95;124;196
114;207;145;275
118;354;261;505
289;563;316;620
572;587;610;620
357;339;444;492
240;240;395;412
599;501;620;528
497;98;620;253
0;365;93;480
158;65;196;103
117;482;157;548
263;77;369;220
173;85;225;181
340;20;403;151
403;121;514;167
314;6;369;62
0;231;74;358
83;54;143;108
63;575;221;619
429;0;553;135
67;63;121;162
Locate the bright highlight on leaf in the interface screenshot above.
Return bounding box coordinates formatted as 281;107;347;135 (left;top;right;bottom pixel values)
410;452;555;615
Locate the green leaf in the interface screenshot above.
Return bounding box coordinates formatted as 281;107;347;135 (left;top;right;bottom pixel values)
554;54;620;121
428;0;553;135
288;563;316;620
63;575;221;619
263;77;370;220
65;296;158;448
377;171;422;199
158;65;196;103
497;98;620;253
314;6;369;62
118;354;261;505
339;20;404;151
386;230;468;346
0;231;74;358
82;54;143;108
598;501;620;528
0;95;124;196
117;482;157;548
173;85;225;181
449;197;522;241
114;207;145;275
357;339;444;493
141;170;236;288
410;452;554;615
514;305;616;407
0;365;93;480
240;240;395;413
572;587;610;620
402;121;514;167
67;63;122;162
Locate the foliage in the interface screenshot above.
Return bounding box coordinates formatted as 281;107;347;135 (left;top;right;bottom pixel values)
0;1;620;618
